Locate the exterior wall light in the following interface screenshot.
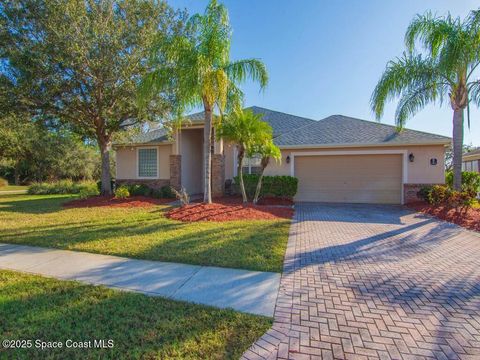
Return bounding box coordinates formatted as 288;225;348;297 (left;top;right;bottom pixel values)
408;153;415;162
286;155;291;164
430;158;438;165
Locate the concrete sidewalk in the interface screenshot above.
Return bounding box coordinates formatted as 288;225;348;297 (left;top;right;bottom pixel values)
0;243;280;317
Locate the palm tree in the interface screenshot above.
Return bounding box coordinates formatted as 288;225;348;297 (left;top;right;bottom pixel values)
251;140;281;204
216;109;272;202
139;0;268;203
371;9;480;190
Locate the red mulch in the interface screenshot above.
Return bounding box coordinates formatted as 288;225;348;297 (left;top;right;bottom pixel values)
167;197;293;222
63;196;173;209
408;202;480;232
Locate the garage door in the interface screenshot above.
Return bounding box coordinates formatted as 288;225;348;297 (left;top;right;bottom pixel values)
294;154;402;204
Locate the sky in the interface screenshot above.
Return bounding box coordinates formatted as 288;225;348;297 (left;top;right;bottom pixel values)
169;0;480;146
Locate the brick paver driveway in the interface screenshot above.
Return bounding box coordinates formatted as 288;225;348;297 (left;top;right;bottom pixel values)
243;203;480;360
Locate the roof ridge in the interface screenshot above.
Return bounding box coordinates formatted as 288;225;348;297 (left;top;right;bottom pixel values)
247;106;317;123
273;119;319;139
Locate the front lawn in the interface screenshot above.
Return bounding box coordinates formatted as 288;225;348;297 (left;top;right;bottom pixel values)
0;194;290;272
0;270;270;359
0;185;28;191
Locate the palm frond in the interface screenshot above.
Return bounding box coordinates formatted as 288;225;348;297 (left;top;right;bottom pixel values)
395;82;445;128
224;59;268;89
405;11;456;56
370;53;445;119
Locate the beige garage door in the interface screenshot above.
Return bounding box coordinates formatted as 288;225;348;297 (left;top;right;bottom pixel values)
294;154;403;204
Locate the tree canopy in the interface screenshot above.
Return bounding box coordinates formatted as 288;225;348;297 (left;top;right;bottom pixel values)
0;0;186;193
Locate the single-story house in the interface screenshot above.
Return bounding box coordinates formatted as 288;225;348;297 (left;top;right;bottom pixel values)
462;148;480;173
114;106;451;204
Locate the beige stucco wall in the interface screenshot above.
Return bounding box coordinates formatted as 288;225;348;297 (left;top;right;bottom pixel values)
115;144;171;180
224;144;446;184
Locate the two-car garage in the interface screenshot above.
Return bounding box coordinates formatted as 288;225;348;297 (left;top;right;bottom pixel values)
293;153;404;204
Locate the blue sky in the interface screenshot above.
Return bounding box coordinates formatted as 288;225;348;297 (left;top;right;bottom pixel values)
170;0;479;146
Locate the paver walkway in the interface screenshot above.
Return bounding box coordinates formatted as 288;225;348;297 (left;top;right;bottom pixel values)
243;203;480;359
0;243;279;316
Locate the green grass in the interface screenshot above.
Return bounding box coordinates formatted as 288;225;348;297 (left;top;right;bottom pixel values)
0;270;271;359
0;185;28;191
0;194;290;272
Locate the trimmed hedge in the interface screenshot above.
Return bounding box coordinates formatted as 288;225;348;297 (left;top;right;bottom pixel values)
233;174;298;199
28;180;99;196
119;184;175;199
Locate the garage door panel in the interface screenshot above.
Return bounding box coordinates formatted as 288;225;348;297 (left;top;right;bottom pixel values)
294;154;402;204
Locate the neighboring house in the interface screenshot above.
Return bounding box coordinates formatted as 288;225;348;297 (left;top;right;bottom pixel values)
114;106;450;204
462;148;480;173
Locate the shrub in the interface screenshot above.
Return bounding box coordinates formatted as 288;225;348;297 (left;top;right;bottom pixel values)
28;180;98;195
77;182;100;199
417;186;432;202
127;184;151;196
233;175;298;199
428;185;450;205
114;186;130;199
0;177;8;187
445;171;480;194
160;185;175;199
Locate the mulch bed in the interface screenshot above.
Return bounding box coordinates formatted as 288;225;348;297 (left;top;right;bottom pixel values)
167;197;293;222
408;202;480;232
63;196;173;209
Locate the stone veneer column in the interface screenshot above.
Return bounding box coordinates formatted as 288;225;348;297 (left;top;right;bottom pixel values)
170;155;181;190
211;154;225;198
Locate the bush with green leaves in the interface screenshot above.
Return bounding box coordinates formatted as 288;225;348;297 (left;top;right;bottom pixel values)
114;186;130;199
420;184;475;207
445;171;480;196
78;183;100;199
126;184;151;196
28;180;98;195
160;185;175;199
0;177;8;187
233;175;298;199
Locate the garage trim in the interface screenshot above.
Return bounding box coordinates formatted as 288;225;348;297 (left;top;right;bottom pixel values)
290;150;408;204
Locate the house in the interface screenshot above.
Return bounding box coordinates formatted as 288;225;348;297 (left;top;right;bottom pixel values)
462;148;480;173
114;106;450;204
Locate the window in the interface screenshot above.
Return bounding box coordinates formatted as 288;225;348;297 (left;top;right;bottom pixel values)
242;155;262;175
138;148;158;178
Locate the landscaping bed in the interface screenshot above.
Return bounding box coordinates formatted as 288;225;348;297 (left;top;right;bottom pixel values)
0;270;271;359
408;202;480;232
167;197;293;222
63;195;173;208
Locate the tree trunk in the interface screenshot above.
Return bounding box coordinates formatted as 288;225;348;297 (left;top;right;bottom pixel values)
253;157;269;204
14;161;20;185
203;103;213;203
236;146;247;203
452;108;464;191
98;138;112;195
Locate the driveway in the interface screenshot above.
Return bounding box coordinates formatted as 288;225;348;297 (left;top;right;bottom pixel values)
243;203;480;359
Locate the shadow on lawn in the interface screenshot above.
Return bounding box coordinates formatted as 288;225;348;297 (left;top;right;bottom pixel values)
0;194;74;214
0;272;270;359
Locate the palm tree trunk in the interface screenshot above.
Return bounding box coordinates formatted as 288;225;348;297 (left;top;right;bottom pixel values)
203;103;213;203
253;157;269;204
452;108;464;191
237;146;247;203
